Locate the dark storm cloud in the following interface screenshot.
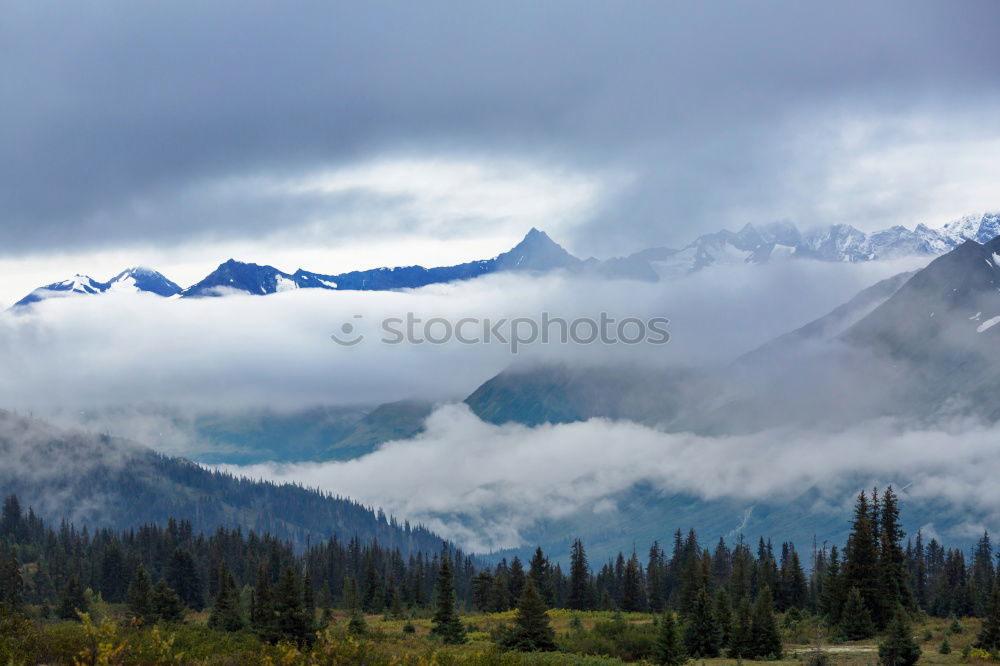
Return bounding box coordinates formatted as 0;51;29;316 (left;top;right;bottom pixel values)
2;0;999;255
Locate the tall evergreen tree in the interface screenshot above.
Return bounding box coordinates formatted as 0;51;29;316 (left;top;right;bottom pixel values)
820;545;845;627
714;587;733;650
978;580;1000;650
499;578;556;652
728;596;754;658
251;564;273;637
683;585;720;658
876;487;913;627
164;548;204;610
568;539;593;611
126;563;154;622
648;541;665;613
529;547;555;607
750;586;782;659
57;574;87;620
654;611;688;666
430;554;466;644
622;552;645;612
844;490;880;622
208;561;244;632
271;566;311;645
0;543;23;610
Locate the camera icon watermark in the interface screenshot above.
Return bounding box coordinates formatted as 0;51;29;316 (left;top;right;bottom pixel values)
332;312;669;354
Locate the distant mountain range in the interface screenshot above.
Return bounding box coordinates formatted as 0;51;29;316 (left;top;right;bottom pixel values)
13;211;1000;308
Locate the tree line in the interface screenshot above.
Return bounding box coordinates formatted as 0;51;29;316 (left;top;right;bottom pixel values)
4;487;1000;661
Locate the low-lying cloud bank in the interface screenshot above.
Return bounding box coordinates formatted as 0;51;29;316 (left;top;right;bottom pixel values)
0;257;919;416
220;403;1000;552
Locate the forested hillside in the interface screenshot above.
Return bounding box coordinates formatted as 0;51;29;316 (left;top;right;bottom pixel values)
0;410;441;554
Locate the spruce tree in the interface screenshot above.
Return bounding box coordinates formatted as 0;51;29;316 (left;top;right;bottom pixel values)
683;584;720;658
819;545;845;627
654;611;688;666
840;587;875;640
0;543;24;610
528;547;555;607
430;554;466;644
714;587;733;650
844;491;880;621
729;595;754;658
750;586;782;659
164;548;204;610
208;562;244;632
499;578;556;651
272;566;311;644
878;605;920;666
251;564;273;638
876;487;913;628
126;563;154;623
622;553;645;612
151;579;185;622
568;539;593;610
978;581;1000;649
57;574;88;620
303;572;316;630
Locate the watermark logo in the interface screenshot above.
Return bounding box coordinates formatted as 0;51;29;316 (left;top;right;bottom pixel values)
332;312;669;354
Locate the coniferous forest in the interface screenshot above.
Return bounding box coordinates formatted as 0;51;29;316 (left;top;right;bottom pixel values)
2;486;999;664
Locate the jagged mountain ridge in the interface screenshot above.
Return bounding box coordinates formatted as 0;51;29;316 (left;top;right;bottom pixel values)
13;211;1000;307
14;267;181;307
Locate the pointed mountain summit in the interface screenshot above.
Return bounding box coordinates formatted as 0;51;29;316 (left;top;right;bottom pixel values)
181;259;300;297
106;267;182;296
494;228;582;272
11;268;180;308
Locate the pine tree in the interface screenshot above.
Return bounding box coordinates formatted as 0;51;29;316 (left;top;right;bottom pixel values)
251;564;273;638
151;579;185;622
648;541;666;613
0;543;24;610
683;584;720;658
878;605;921;666
978;581;1000;649
529;547;555;607
876;487;913;628
430;554;466;644
272;566;311;645
303;572;316;629
568;539;593;610
654;611;688;666
844;491;879;621
208;561;244;632
622;552;645;612
714;587;733;650
729;595;754;658
164;548;204;610
820;545;845;627
840;587;875;640
499;578;556;651
126;563;154;622
57;574;88;620
750;586;782;659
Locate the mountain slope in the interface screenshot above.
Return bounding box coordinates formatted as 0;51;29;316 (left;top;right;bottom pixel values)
0;409;443;553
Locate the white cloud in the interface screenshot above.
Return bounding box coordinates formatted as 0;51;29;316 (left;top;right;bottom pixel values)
0;257;914;412
221;404;1000;552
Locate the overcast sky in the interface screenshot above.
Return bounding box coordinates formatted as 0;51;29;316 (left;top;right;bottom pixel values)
3;0;1000;302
